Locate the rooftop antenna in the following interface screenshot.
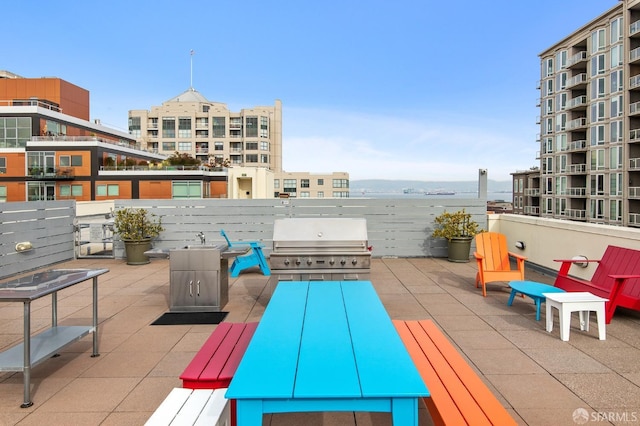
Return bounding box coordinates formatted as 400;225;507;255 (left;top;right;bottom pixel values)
190;49;195;91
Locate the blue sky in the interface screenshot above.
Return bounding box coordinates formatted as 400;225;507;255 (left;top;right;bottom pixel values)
5;0;619;181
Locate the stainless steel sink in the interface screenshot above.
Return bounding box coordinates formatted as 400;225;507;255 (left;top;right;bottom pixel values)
182;244;224;250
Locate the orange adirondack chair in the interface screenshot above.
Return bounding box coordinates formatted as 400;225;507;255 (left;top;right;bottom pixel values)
474;232;526;297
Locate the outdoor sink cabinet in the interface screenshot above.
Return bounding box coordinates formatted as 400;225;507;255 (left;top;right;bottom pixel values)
169;245;229;312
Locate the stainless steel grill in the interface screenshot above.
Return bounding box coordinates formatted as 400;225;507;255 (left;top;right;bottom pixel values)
270;218;371;283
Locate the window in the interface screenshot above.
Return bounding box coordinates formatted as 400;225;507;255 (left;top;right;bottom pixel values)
317;191;324;198
317;179;324;185
545;118;553;135
555;113;566;132
129;116;141;138
545;99;553;115
555;50;567;70
556;175;567;195
544;197;553;214
274;179;280;190
283;179;297;194
0;157;5;174
610;199;622;222
332;191;349;198
172;181;202;198
245;116;258;137
611;95;623;117
591;149;605;170
610;173;623;196
591;77;606;99
300;191;310;198
590;125;606;146
332;179;349;188
196;117;208;128
214;141;224;151
246;142;258;150
96;184;120;196
611;17;623;43
59;184;83;197
212;117;225;137
611;120;623;142
555;198;567;216
260;141;269;151
545;137;554;154
546;79;553;96
177;142;192;151
0;117;31;148
71;155;82;166
556;72;567;90
610;70;623;93
610;146;623;169
543;157;553;174
245;154;258;163
556;93;567;111
556;155;567;173
591;29;606;53
178;117;192;138
260;154;269;163
545;58;554;77
260;116;268;138
590;174;605;195
162;117;175;138
59;156;70;167
590;101;606;122
555;134;565;152
590;198;605;220
611;45;623;68
162;142;176;151
0;185;6;202
590;54;606;76
301;179;310;188
545;177;554;195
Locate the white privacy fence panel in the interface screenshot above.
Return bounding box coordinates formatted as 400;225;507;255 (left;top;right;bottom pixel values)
0;201;75;279
114;198;486;259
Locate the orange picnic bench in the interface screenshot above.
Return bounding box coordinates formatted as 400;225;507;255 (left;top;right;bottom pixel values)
554;245;640;323
394;319;517;426
179;322;257;426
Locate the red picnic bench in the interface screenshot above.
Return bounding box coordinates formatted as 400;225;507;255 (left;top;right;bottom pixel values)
554;245;640;324
179;322;257;426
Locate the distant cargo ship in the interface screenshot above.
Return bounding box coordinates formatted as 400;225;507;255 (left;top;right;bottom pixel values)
425;190;455;196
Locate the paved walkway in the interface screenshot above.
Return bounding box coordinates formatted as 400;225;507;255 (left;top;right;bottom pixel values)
1;257;639;425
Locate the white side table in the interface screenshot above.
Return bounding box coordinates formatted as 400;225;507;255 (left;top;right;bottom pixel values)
542;292;608;341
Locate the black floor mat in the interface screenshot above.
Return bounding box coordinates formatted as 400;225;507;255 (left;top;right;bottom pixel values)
151;311;228;325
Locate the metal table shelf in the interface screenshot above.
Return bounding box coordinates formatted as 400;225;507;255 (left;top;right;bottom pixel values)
0;268;109;407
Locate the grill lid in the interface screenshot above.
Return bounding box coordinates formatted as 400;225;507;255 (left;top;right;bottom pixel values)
272;218;368;249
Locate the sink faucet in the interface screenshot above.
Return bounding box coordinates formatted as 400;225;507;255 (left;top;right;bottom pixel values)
196;232;205;245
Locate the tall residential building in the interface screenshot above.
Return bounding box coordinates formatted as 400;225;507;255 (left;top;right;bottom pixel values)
129;90;283;172
129;90;350;198
532;0;640;227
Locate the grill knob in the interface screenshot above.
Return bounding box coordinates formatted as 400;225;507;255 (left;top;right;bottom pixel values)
295;258;301;266
306;258;313;266
329;258;335;265
340;258;346;266
284;258;290;266
351;258;357;265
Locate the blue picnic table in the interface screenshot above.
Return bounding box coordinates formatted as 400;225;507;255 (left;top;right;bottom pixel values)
226;280;429;425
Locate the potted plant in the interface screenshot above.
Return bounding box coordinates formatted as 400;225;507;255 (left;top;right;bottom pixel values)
431;209;483;262
113;207;164;265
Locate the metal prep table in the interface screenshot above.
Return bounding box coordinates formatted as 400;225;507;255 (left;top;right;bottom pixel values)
0;268;109;407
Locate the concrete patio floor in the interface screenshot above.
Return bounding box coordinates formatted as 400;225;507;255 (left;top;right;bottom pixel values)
1;257;640;426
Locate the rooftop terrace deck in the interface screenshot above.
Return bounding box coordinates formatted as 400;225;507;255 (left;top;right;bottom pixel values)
1;257;639;426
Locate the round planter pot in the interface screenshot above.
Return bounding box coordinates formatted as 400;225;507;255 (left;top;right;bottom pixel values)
123;239;152;265
447;237;473;263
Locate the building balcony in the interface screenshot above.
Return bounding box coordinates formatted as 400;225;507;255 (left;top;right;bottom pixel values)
566;51;587;68
524;188;540;196
566;117;587;130
27;167;75;180
567;163;587;174
565;73;587;89
630;46;640;64
631;19;640;37
630;158;640;170
523;205;540;215
567;187;587;197
566;95;587;111
630;128;640;142
565;208;587;220
629;187;640;199
630;212;640;227
630;74;640;90
565;139;587;152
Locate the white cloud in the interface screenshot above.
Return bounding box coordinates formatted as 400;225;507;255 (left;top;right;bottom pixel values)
282;107;537;181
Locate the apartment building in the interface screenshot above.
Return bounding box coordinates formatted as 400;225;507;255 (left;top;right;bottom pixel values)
0;72;228;202
129;90;350;198
530;0;640;227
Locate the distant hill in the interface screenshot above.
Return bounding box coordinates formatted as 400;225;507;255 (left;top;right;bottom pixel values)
350;179;512;194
